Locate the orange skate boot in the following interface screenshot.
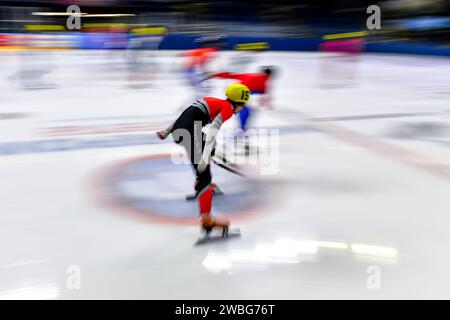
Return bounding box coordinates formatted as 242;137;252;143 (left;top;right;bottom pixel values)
201;214;230;237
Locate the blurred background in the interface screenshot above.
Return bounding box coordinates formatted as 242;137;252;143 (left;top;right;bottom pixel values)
0;0;450;300
0;0;449;45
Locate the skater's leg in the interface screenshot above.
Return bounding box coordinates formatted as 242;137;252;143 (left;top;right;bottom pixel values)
238;106;251;132
235;106;255;155
196;166;213;216
185;67;198;89
191;129;230;234
195;165;229;231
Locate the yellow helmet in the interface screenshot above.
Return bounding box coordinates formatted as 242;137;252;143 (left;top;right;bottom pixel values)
225;83;251;104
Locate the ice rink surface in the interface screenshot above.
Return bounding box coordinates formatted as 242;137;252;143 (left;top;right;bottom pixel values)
0;50;449;299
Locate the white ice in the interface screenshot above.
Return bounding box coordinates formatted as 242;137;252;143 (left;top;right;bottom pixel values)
0;50;449;299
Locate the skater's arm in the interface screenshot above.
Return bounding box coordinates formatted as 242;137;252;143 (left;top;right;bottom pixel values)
198;115;223;173
200;72;242;82
198;103;234;172
209;72;244;81
201;72;233;82
157;110;184;138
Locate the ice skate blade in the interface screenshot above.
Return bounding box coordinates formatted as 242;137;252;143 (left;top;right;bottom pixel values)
185;194;197;200
194;230;241;246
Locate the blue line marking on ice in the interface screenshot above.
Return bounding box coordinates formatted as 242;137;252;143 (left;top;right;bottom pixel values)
0;125;313;156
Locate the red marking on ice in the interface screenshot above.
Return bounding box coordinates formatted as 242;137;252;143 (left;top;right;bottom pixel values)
84;153;276;226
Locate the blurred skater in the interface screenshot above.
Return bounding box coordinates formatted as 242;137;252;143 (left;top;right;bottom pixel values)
206;66;276;154
156;83;251;234
182;35;227;100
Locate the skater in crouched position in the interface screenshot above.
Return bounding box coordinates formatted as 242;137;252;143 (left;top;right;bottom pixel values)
157;83;251;234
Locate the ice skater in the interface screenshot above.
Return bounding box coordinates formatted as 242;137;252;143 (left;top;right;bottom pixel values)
208;66;275;131
206;66;276;154
156;83;251;235
182;35;227;101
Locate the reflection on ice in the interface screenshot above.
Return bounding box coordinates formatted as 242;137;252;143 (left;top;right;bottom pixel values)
0;283;60;300
203;239;399;273
351;244;399;260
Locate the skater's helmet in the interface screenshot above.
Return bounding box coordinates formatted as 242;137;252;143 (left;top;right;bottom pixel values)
225;83;251;104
